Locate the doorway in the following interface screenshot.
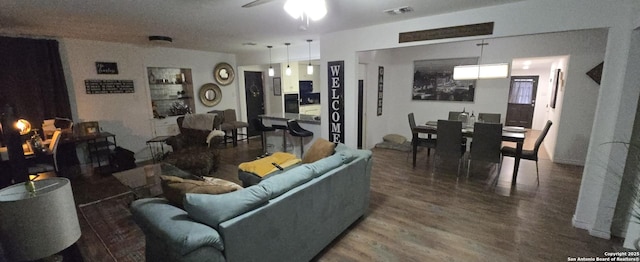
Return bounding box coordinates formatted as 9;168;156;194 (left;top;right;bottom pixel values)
505;76;538;128
244;71;265;137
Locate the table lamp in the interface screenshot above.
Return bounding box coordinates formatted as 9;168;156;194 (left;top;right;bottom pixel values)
0;178;81;261
15;119;31;135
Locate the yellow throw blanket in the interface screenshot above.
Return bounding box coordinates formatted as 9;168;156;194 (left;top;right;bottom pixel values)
238;152;301;178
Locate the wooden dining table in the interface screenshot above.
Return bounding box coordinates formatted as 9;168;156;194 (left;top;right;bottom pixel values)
412;121;526;184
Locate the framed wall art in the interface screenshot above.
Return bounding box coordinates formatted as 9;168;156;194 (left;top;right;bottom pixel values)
412;57;477;102
273;77;282;96
550;68;561;109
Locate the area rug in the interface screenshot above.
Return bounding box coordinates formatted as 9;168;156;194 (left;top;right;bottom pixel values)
78;192;145;262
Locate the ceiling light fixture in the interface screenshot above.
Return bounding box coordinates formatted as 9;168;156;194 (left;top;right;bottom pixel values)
285;43;292;76
267;45;274;77
284;0;327;26
306;39;313;75
148;35;173;43
453;40;509;80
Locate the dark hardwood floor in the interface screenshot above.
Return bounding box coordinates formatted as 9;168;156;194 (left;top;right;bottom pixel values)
70;135;623;261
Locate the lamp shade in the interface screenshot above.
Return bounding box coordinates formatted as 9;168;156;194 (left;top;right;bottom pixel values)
0;178;81;261
15;119;31;135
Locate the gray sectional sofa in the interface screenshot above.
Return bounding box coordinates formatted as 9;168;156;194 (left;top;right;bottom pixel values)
131;144;373;262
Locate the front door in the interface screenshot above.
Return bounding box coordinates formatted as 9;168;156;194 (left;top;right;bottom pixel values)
505;76;538;128
244;71;265;137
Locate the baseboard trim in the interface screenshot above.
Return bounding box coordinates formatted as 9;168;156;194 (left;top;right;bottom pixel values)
572;215;611;239
589;228;612;239
572;215;591;230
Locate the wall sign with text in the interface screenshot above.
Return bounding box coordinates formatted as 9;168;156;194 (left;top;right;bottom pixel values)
377;66;384;116
85;79;134;94
328;61;344;143
95;62;119;74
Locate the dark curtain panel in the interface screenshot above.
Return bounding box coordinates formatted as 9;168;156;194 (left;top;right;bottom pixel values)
0;36;72;129
0;36;72;186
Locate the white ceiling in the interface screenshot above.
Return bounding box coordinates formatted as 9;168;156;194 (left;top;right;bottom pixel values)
0;0;525;54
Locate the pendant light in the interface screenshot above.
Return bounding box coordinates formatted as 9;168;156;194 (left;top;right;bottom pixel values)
267;45;274;77
285;43;292;76
452;39;509;80
306;39;313;75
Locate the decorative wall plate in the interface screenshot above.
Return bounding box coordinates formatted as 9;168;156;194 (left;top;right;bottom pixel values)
199;83;222;107
213;62;235;86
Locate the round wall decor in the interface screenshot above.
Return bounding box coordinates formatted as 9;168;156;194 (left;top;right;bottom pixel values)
213;62;235;86
199;83;222;107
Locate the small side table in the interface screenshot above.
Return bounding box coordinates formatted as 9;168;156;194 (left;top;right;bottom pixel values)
146;135;173;162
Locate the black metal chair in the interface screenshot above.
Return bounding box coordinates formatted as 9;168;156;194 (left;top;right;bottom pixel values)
287;120;313;158
251;118;276;154
467;122;503;177
434;120;465;176
408;113;436;168
478;113;501;123
501;120;552;185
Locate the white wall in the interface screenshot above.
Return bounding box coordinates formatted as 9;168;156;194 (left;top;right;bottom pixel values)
357;30;606;166
59;39;237;161
358;50;394;149
319;0;639;244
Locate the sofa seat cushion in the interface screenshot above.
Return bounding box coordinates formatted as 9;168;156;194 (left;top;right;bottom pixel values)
302;138;336;163
259;165;315;199
160;175;242;208
184;185;270;229
131;198;225;254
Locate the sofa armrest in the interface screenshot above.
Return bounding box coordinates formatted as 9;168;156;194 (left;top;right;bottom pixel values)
131;198;224;255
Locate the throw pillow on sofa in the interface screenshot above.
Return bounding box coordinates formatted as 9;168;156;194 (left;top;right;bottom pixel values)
160;175;242;208
302;138;336;163
184;185;270;229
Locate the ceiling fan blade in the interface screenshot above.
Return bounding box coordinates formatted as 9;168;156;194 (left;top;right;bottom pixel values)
242;0;277;8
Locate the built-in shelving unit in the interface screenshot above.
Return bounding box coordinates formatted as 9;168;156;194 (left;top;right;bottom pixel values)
148;67;195;118
147;67;194;137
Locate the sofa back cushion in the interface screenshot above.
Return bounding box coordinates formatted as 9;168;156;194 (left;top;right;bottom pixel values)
334;143;359;163
303;153;343;178
184;185;270;229
259;165;315;199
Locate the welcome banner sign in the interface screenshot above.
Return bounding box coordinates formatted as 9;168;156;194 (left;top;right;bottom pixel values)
328;61;344;143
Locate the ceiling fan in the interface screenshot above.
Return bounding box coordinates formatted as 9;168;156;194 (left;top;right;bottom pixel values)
242;0;278;8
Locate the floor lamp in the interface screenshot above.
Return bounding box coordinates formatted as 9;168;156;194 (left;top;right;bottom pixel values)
0;177;81;261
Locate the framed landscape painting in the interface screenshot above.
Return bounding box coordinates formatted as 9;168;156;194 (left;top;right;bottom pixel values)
412;57;478;102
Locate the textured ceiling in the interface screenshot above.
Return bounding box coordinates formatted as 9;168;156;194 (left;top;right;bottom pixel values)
0;0;525;53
